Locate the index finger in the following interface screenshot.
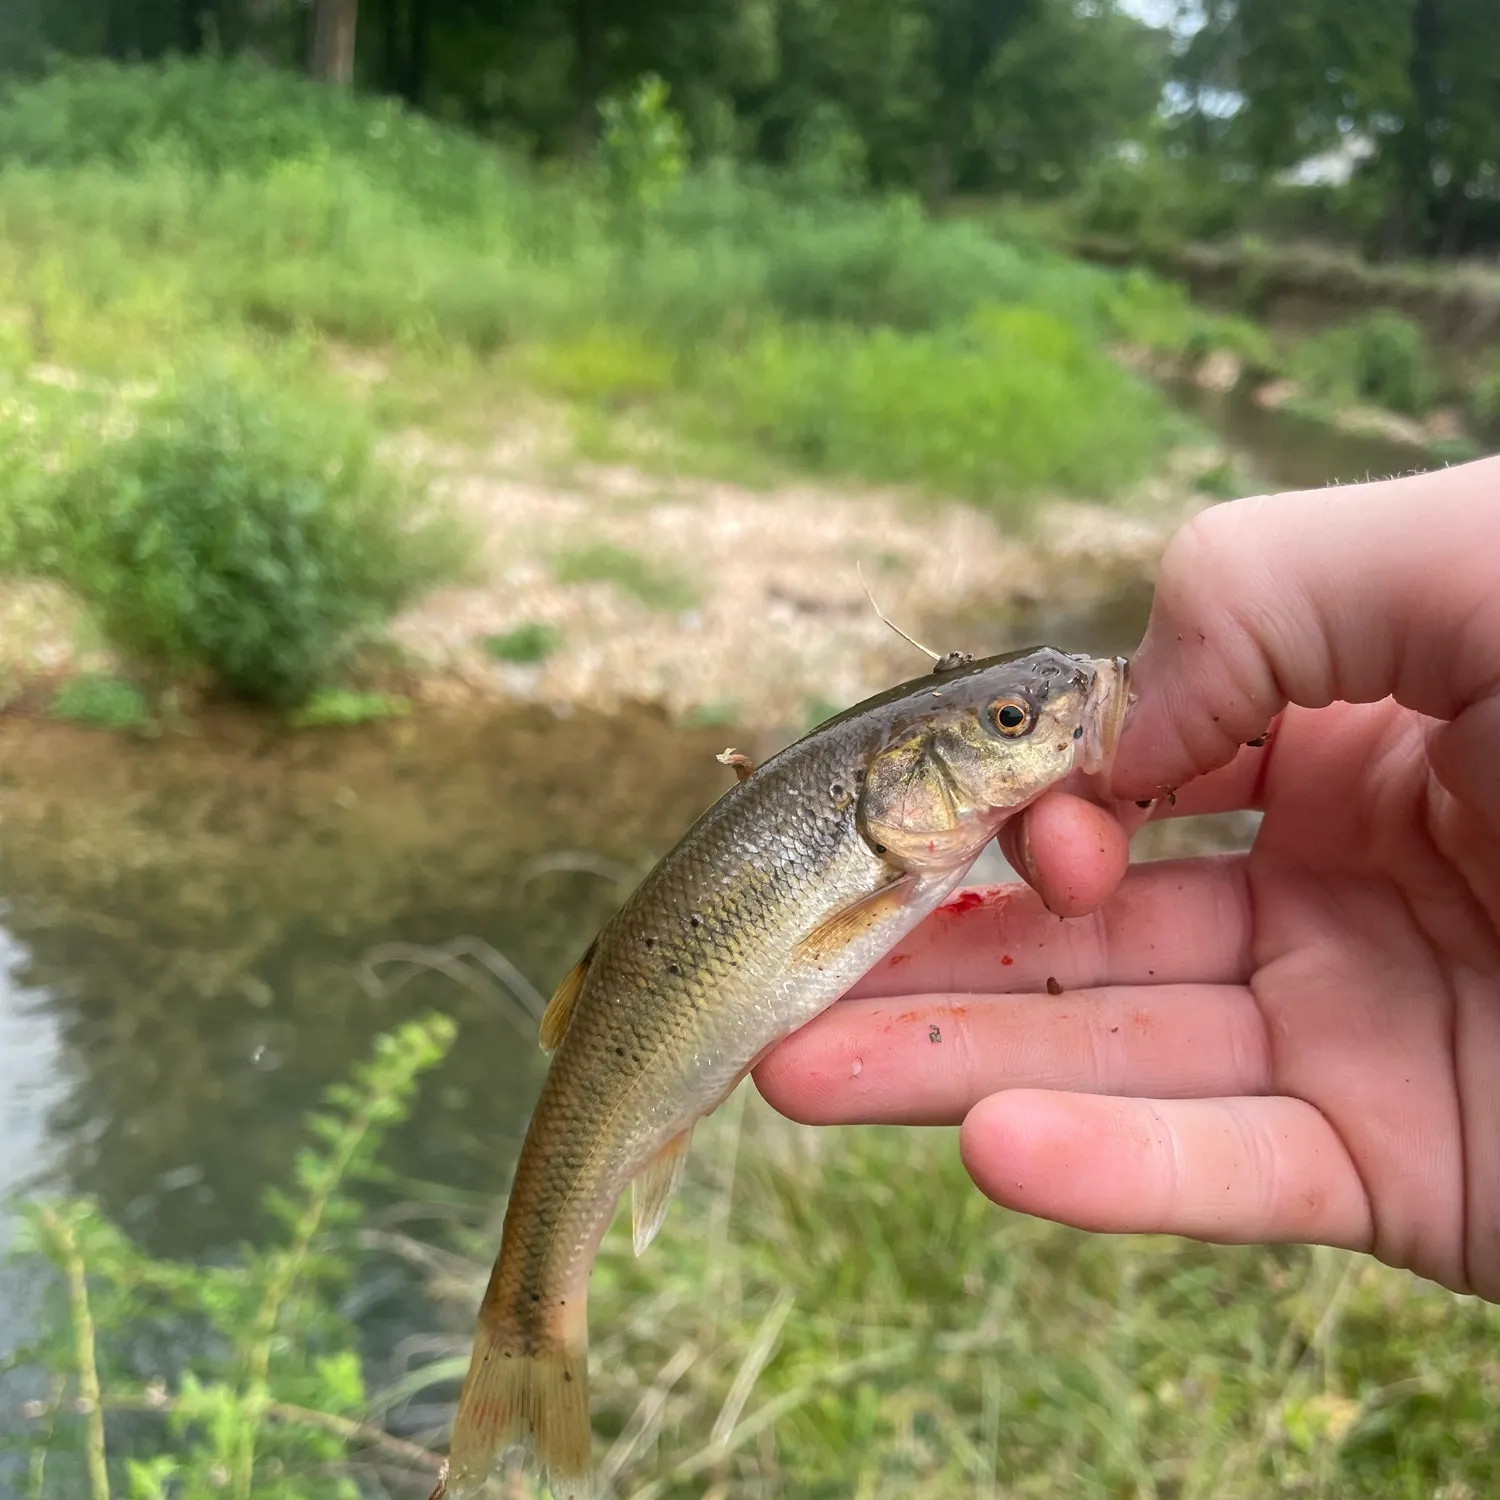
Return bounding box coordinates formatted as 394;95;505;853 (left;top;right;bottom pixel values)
1111;458;1500;803
853;855;1251;1001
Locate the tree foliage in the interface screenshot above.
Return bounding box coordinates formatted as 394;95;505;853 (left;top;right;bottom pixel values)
0;0;1494;249
0;0;1167;202
1177;0;1500;254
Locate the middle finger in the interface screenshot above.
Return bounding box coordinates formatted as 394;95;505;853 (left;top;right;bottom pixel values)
754;981;1272;1125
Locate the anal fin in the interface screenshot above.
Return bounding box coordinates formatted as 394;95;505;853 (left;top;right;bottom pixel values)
631;1125;693;1256
539;938;597;1053
792;874;917;967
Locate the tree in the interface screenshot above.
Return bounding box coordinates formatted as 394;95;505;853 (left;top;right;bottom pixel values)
310;0;359;83
917;0;1038;203
977;0;1168;196
1178;0;1500;256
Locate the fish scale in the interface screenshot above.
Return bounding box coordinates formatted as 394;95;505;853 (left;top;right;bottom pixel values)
430;645;1130;1500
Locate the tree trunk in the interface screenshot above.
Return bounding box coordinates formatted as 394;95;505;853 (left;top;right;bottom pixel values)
403;0;431;105
571;0;603;155
1382;0;1443;259
924;140;953;213
243;0;283;61
179;0;205;53
377;0;402;92
310;0;359;85
104;0;135;59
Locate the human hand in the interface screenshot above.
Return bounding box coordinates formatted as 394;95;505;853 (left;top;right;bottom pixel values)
755;456;1500;1299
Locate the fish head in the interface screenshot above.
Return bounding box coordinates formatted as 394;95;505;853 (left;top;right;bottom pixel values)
857;648;1131;871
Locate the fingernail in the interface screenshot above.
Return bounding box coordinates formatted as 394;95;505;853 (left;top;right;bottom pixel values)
1012;816;1041;890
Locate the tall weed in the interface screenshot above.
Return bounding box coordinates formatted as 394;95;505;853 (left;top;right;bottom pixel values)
10;1015;455;1500
391;1095;1500;1500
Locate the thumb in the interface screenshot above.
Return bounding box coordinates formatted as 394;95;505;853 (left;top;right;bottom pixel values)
1112;456;1500;801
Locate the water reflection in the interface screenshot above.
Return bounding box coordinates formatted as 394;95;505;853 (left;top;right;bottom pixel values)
0;931;69;1369
1167;379;1452;492
0;704;733;1261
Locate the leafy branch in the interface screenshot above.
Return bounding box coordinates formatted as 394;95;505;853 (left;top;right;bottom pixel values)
13;1012;457;1500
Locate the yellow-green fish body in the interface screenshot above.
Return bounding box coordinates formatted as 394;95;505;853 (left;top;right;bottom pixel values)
432;646;1130;1500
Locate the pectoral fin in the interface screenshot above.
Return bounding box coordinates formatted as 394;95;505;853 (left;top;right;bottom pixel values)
539;938;596;1053
792;875;918;967
631;1125;693;1256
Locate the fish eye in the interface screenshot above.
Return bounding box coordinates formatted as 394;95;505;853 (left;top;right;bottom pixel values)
990;697;1033;737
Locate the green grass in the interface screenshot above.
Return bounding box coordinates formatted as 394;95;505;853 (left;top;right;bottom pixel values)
484;622;564;664
392;1096;1500;1500
554;543;699;612
702;307;1175;504
1470;356;1500;434
49;673;150;728
678;698;740;729
288;688;413;728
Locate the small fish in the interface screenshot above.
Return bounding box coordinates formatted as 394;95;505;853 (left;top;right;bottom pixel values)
429;646;1131;1500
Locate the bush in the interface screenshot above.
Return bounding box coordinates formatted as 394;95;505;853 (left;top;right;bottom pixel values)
55;368;468;703
484;622;562;663
715;306;1172;508
553;542;698;611
0;54;512;217
1292;312;1438;416
289;688;413;728
1469;357;1500;435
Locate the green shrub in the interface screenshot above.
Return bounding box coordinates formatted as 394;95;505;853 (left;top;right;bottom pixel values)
14;1015;455;1499
1348;311;1436;414
1293;312;1438;416
715;305;1172;508
55;368;468;704
0;55;513;218
1471;358;1500;433
598;72;688;246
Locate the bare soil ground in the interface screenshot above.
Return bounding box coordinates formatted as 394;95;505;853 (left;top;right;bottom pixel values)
0;418;1213;726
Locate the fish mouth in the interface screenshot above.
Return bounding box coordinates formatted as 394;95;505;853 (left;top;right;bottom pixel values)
1076;655;1132;775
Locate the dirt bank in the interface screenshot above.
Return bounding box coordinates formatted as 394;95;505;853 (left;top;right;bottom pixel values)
0;421;1214;728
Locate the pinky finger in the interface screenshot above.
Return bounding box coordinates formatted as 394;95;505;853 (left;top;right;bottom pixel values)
960;1091;1374;1251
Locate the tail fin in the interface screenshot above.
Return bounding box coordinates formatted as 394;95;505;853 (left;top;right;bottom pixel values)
428;1314;592;1500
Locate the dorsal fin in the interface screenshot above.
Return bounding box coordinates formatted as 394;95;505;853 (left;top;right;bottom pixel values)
538;938;596;1052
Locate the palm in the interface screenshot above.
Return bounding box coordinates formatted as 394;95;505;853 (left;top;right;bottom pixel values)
1238;700;1499;1296
756;699;1500;1300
